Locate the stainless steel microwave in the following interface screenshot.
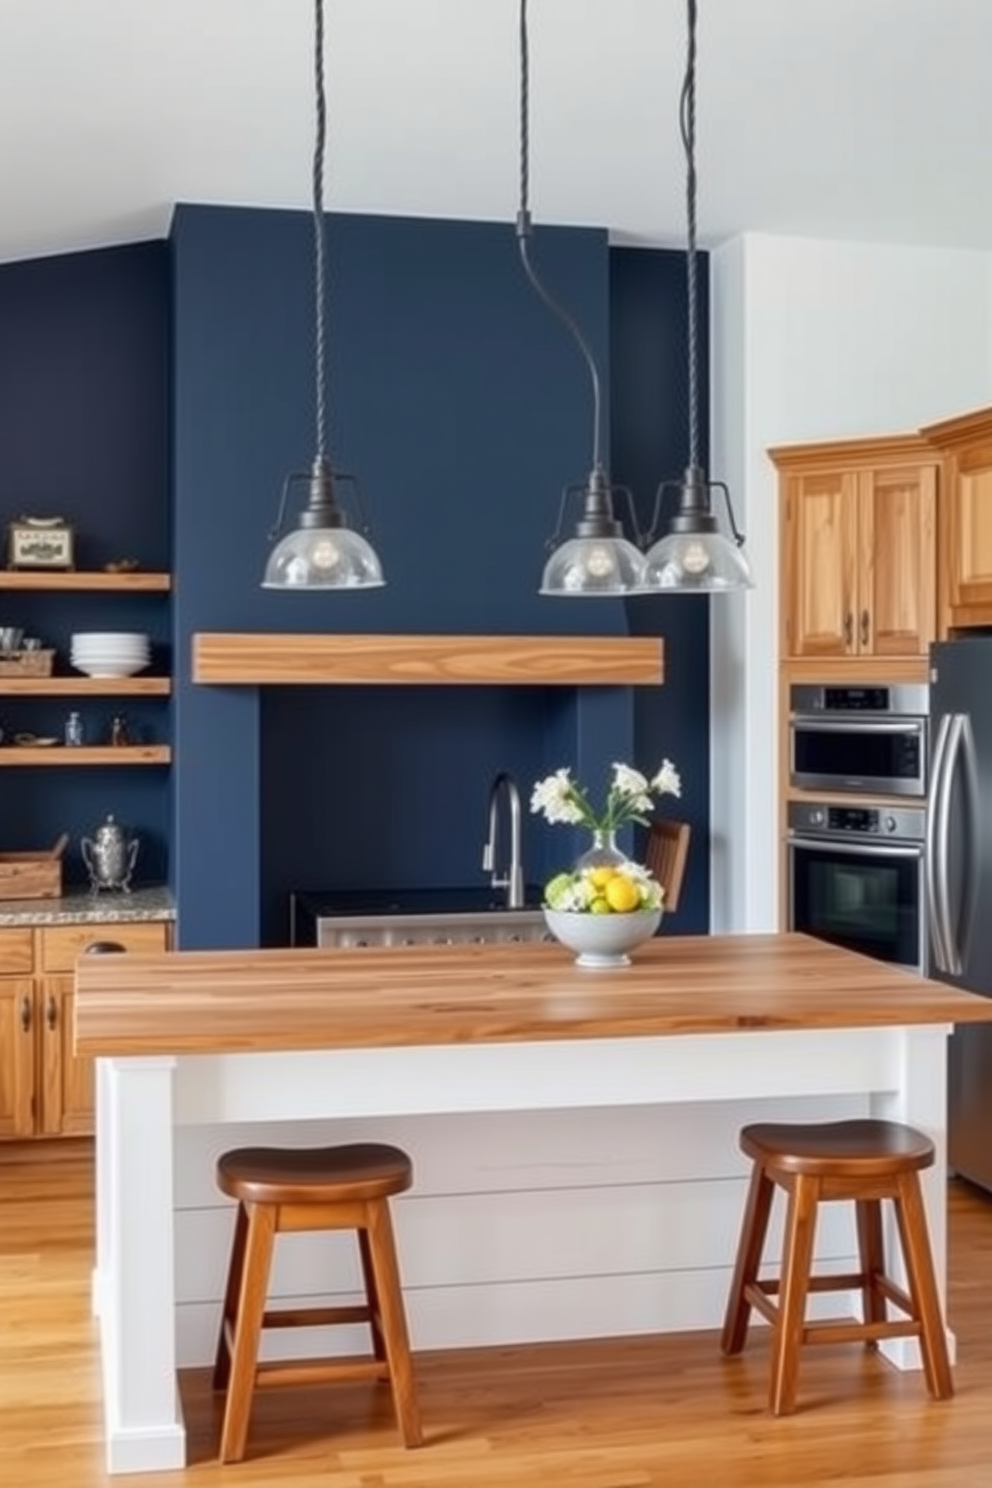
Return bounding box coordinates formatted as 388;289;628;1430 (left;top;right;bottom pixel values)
789;683;929;798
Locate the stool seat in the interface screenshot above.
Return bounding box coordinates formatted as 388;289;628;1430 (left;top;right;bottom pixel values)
217;1143;413;1205
213;1141;422;1462
739;1118;935;1177
721;1118;952;1415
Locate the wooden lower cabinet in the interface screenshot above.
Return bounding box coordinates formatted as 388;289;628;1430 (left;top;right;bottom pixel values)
0;919;170;1140
0;976;35;1137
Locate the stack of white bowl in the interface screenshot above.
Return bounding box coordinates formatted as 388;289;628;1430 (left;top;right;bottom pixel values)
70;632;151;678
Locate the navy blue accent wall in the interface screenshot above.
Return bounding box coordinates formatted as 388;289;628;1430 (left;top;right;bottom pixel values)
611;247;711;934
172;206;639;947
0;242;171;885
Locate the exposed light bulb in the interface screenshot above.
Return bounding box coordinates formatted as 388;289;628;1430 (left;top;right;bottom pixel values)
585;545;616;579
681;541;711;576
310;535;342;571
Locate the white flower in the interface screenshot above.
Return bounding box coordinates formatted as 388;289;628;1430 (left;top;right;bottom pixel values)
530;769;585;826
532;757;683;834
611;762;653;814
650;759;682;799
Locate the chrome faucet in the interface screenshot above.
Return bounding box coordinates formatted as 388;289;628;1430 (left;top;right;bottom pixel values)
482;771;525;909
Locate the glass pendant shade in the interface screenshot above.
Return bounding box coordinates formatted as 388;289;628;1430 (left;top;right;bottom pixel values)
642;529;753;591
540;535;646;596
263;458;384;590
642;466;753;593
262;524;384;590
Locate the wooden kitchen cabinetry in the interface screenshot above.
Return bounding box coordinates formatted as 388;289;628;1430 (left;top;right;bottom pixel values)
920;405;992;631
772;435;937;661
0;919;170;1139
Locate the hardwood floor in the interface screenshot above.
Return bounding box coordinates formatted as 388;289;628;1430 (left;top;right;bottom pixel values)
3;1148;992;1486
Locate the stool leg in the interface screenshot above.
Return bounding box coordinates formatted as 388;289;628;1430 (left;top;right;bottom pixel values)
855;1198;886;1347
364;1198;423;1448
769;1173;819;1416
893;1172;954;1401
358;1228;387;1363
218;1201;278;1464
213;1201;249;1391
721;1161;775;1355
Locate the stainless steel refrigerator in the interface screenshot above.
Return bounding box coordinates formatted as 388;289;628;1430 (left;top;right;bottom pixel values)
929;637;992;1192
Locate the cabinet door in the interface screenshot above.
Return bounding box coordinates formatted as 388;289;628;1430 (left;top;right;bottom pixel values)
946;442;992;624
0;979;37;1137
782;472;860;657
859;464;936;656
39;975;93;1137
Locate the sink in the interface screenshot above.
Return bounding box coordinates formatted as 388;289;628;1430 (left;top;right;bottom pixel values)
291;887;550;947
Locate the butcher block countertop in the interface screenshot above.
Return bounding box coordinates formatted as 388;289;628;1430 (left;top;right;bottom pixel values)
74;932;992;1058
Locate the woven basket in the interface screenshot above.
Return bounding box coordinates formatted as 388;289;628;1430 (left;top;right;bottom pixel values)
0;648;55;677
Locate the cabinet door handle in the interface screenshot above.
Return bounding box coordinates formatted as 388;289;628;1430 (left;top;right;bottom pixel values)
46;994;58;1031
844;612;853;647
860;608;870;646
83;941;127;955
20;994;31;1033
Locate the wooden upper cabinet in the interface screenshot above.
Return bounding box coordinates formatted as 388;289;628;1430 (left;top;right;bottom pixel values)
773;435;937;661
921;406;992;630
859;464;937;657
781;470;859;657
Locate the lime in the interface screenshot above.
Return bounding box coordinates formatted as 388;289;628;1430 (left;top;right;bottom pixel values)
589;895;612;914
544;871;574;907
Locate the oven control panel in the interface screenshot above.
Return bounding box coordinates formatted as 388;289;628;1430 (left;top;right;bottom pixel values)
788;801;926;842
790;682;929;715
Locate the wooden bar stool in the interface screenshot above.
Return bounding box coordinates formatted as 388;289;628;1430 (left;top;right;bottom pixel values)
720;1119;953;1415
212;1142;422;1462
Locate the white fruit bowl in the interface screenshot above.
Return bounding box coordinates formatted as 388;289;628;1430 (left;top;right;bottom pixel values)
543;906;662;968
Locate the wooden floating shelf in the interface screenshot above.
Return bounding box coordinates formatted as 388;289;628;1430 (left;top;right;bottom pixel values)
0;677;171;696
0;745;171;767
0;571;171;591
192;633;665;687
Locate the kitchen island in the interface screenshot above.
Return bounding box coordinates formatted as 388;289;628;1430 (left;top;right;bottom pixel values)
75;932;992;1474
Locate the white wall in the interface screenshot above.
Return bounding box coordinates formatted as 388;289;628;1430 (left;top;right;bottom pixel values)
709;232;992;932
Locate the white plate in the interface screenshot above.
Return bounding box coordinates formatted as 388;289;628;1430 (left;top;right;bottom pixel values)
72;661;148;678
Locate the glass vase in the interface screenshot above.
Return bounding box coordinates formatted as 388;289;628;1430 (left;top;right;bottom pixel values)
574;828;631;872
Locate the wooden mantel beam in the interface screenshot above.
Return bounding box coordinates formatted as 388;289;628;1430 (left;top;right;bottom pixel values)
191;633;664;686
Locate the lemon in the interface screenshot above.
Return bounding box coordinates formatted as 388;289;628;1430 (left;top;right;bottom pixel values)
588;866;616;890
605;875;641;913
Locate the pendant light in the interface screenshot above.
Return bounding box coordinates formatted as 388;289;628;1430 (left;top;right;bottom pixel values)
517;0;646;597
642;0;752;593
262;0;384;591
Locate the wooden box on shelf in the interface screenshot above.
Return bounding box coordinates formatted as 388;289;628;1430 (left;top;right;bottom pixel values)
0;835;67;901
0;649;54;678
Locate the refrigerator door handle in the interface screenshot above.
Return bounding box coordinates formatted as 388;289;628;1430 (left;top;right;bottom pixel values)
926;712;953;973
945;714;979;978
931;714;968;977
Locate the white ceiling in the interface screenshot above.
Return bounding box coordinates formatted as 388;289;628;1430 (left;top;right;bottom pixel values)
2;0;991;267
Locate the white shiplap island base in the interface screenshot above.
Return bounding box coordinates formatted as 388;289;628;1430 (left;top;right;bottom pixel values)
75;933;992;1474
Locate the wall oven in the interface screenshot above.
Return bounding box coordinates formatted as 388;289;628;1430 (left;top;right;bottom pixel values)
789;683;929;797
788;801;927;972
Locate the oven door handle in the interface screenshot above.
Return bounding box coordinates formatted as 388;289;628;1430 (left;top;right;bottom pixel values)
788;837;924;861
790;718;925;735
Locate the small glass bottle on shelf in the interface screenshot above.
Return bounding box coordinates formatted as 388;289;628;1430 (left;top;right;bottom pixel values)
109;714;131;747
64;710;84;747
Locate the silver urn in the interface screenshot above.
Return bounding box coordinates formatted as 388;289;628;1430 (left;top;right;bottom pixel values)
81;814;140;894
